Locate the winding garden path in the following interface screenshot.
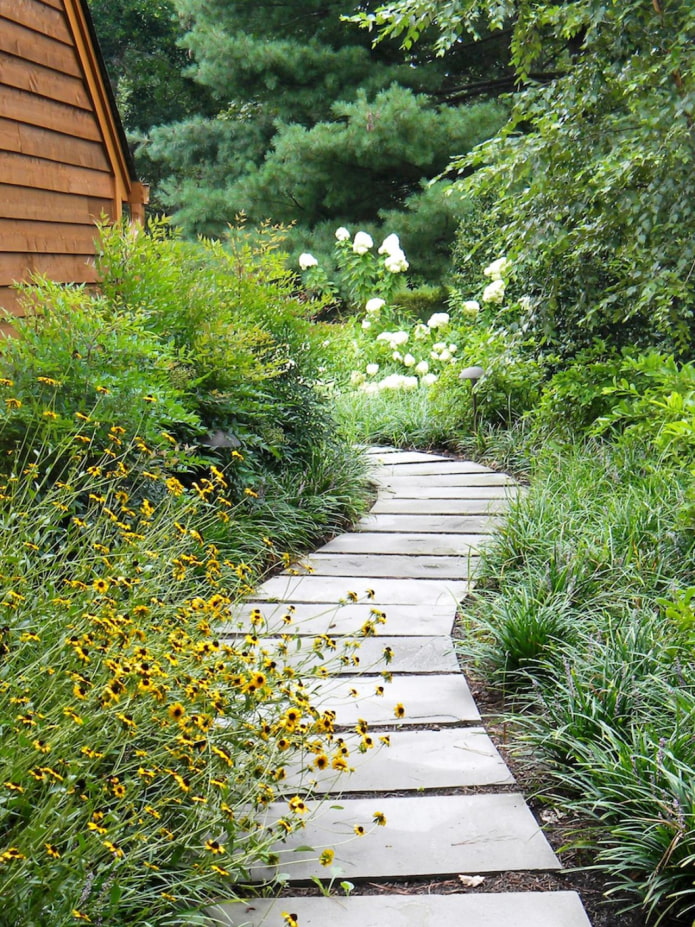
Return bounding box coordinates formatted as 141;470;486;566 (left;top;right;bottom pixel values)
212;449;592;927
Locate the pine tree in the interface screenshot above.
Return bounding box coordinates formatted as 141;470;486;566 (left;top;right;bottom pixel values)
143;0;508;278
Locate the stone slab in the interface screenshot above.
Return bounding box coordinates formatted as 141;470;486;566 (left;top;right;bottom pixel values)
220;636;458;676
253;574;470;606
250;793;560;881
285;727;513;793
210;893;591;927
222;602;457;637
333;635;458;674
298;553;478;580
370;497;509;515
367;450;449;463
377;461;494;476
318;532;487;556
376;473;515;488
357;514;499;535
312;674;480;727
379;484;519;500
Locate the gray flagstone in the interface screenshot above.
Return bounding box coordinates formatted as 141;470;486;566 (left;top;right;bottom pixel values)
366;450;449;463
376;472;515;488
356;513;499;534
312;673;480;726
376;461;495;476
317;531;486;556
284;727;513;793
253;574;470;606
210;892;591;927
297;553;477;580
370;496;509;515
223;601;457;636
250;793;560;882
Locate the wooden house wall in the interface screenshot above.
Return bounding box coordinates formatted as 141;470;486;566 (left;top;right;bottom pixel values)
0;0;134;319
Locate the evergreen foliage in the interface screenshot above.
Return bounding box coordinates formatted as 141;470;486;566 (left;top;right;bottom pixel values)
142;0;507;278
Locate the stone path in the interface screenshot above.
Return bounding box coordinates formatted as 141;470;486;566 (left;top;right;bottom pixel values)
212;449;592;927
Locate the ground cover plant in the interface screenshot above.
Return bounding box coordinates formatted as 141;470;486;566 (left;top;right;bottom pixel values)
458;436;695;924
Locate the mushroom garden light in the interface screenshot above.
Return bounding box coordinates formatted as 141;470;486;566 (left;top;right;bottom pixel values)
458;365;485;432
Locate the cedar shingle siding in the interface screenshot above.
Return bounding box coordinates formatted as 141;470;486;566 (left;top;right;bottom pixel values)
0;0;146;319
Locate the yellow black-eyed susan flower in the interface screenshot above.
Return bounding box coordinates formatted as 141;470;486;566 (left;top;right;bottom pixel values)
394;703;406;718
319;848;335;866
204;839;225;855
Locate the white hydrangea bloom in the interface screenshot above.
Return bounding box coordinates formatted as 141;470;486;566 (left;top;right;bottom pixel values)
389;331;409;347
483;257;510;280
366;363;380;376
299;252;318;270
365;297;385;314
483;279;506;304
421;373;438;387
427;312;450;329
361;319;372;330
384;249;409;273
350;370;365;386
461;300;480;317
335;227;350;241
448;343;458;353
378;233;400;256
402;353;416;367
432;341;447;351
415;360;429;376
378;374;418;391
392;351;403;362
439;349;452;363
362;381;379;394
413;323;430;340
353;231;373;255
376;331;392;342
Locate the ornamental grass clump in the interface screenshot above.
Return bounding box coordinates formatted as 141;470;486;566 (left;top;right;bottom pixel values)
0;431;371;926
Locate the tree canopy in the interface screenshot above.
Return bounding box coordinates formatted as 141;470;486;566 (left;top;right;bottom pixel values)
358;0;695;355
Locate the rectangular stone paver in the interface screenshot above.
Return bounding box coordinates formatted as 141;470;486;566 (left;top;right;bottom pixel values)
377;461;494;476
250;793;560;882
357;513;499;534
319;635;458;674
380;484;518;500
221;636;458;676
285;727;513;792
211;892;591;927
318;532;487;556
366;450;449;463
376;473;515;488
312;673;479;726
254;574;470;606
222;601;457;636
370;497;509;515
299;553;478;580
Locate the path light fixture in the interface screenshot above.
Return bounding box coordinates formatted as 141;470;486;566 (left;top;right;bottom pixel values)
458;365;485;432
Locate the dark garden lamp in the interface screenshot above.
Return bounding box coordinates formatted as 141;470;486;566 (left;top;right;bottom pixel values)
458;365;485;431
